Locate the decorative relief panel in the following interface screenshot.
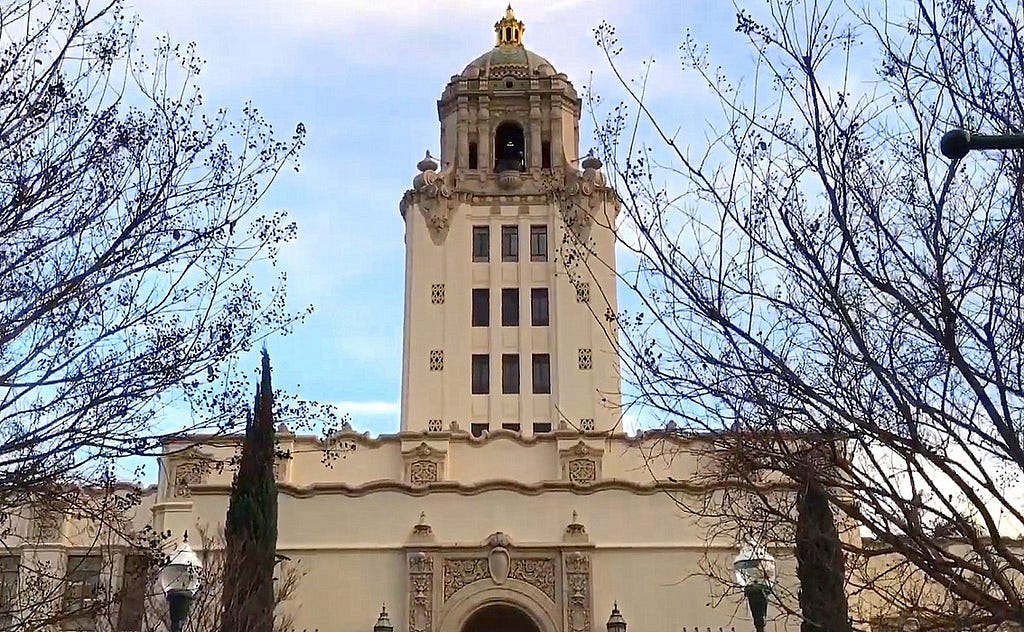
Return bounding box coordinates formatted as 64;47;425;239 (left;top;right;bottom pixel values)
410;460;439;485
33;507;63;541
577;348;592;370
172;454;214;497
443;558;489;601
429;350;444;371
567;459;597;485
408;553;434;632
431;284;445;304
403;442;446;485
563;552;593;632
559;441;603;486
427;419;443;433
510;558;556;601
579;418;595;432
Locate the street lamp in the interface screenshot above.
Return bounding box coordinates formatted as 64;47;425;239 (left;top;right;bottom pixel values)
733;542;776;632
159;533;203;632
939;128;1024;160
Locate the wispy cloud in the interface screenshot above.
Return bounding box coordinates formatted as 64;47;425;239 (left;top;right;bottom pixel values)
332;400;399;416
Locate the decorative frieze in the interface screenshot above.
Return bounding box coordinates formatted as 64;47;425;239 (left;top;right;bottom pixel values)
443;558;488;600
510;558;556;601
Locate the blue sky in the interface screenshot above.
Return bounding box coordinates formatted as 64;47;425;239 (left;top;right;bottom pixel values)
125;1;741;436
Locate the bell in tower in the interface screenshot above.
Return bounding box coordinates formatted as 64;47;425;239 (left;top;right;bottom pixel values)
398;6;620;438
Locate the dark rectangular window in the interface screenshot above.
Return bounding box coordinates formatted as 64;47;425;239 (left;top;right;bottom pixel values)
501;288;519;326
469;142;479;169
502;423;521;432
530;225;548;261
531;288;549;326
472;288;489;327
63;555;102;630
532;353;551;394
541;141;552;169
501;225;518;261
533;422;552;434
502;354;520;394
471;354;489;394
471;423;489;437
0;556;18;631
117;555;148;631
472;226;489;262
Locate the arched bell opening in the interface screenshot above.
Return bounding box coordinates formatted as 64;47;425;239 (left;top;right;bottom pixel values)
494;122;526;172
462;603;540;632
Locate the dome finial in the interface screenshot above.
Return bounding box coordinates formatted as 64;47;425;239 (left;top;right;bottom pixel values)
495;5;525;47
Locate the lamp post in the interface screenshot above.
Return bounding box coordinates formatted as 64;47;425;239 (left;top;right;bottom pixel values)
939;129;1024;160
733;542;776;632
159;533;203;632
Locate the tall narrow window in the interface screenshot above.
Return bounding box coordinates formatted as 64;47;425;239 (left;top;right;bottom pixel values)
501;288;519;326
471;354;489;394
532;354;551;394
530;225;548;261
502;354;520;394
472;226;489;262
468;142;479;169
541;141;552;169
63;555;102;631
0;556;18;631
531;288;549;326
501;225;518;261
472;288;489;327
117;555;148;631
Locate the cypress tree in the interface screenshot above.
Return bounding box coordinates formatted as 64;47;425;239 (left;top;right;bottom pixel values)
796;476;851;632
221;350;278;632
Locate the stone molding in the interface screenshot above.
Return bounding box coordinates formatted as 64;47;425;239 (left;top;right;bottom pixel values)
189;478;752;498
167;447;216;498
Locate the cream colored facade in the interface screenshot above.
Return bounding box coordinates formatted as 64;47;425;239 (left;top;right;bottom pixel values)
2;9;824;632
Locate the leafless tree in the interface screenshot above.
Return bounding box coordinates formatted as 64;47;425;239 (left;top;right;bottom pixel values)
579;0;1024;629
0;0;315;526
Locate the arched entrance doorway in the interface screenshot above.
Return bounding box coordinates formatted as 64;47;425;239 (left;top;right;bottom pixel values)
462;604;541;632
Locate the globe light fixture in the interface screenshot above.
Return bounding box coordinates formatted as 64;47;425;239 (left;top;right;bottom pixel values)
159;533;203;632
733;542;776;632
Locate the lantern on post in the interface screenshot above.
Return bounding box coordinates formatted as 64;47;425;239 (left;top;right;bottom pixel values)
374;604;394;632
733;542;776;632
159;533;203;632
606;603;627;632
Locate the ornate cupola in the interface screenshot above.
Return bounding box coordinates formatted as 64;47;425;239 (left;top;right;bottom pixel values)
432;6;581;193
495;5;525;46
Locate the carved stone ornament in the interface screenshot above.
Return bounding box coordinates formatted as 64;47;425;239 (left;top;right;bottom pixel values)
403;442;446;485
33;508;63;541
410;461;439;485
408;553;434;632
567;459;597;485
413;512;434;537
510;558;556;601
563;552;593;632
443;558;489;600
172;455;213;497
559;442;603;486
553;152;614;238
488;546;511;584
402;152;458;243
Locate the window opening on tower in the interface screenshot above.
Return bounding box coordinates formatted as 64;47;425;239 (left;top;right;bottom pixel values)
494;122;526;172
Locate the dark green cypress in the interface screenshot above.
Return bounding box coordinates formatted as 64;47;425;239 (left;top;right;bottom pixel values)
221;350;278;632
796;477;852;632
